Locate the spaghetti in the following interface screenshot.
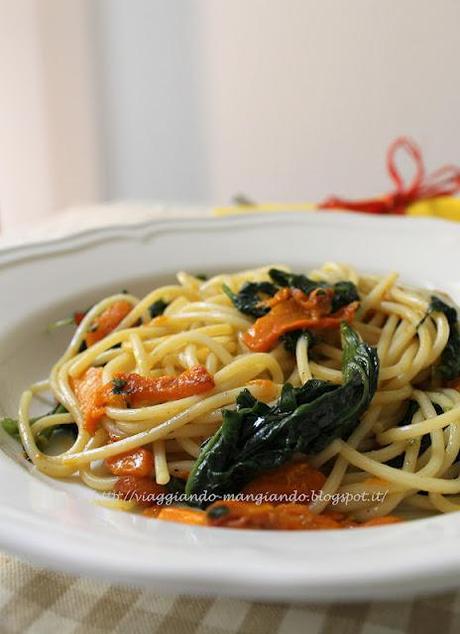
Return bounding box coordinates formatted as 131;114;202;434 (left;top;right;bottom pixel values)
8;263;460;529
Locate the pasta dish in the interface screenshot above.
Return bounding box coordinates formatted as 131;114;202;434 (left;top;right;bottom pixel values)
3;263;460;530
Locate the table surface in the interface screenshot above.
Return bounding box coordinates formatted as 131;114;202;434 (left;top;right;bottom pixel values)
1;205;460;634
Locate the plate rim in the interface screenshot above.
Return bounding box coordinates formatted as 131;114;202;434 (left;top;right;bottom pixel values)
1;209;458;268
2;210;460;601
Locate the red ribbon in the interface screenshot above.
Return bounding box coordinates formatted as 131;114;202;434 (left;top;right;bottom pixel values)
319;137;460;215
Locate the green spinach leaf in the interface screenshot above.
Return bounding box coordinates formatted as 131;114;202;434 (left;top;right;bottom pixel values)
224;270;359;320
280;329;316;354
185;323;379;503
223;281;277;318
1;403;76;450
330;281;360;312
386;400;443;475
1;417;20;442
149;299;169;319
268;268;319;295
430;295;460;381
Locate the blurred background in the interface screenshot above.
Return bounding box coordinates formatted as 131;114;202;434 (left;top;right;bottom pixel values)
1;0;459;233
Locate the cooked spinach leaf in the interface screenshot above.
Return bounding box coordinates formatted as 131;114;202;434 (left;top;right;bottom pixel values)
48;289;131;332
268;268;319;295
47;315;77;331
430;296;457;324
386;401;428;468
268;269;359;312
50;403;68;416
185;323;379;503
224;269;359;321
430;295;460;381
330;281;360;312
149;299;169;318
280;329;316;354
167;476;187;496
112;378;128;394
48;306;90;332
386;400;443;473
223;281;277;318
1;403;76;450
1;417;20;441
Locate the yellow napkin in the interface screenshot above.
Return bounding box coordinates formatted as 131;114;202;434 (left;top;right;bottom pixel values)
215;197;460;220
407;196;460;221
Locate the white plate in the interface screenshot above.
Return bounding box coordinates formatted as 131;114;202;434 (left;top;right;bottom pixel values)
1;211;460;602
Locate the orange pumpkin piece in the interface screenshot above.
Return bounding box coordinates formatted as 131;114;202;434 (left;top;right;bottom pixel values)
273;505;347;530
143;505;163;518
241;462;326;504
243;287;358;352
70;367;105;434
360;516;401;528
155;507;208;526
207;501;279;529
113;475;166;506
85;300;133;347
72;365;214;435
206;501;342;530
268;287;333;314
246;379;278;402
207;501;401;530
107;365;215;408
105;447;153;477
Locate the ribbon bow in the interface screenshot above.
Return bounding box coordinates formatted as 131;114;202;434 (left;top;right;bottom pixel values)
319;137;460;215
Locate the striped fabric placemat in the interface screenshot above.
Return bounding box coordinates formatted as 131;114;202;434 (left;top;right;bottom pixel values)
2;554;460;634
